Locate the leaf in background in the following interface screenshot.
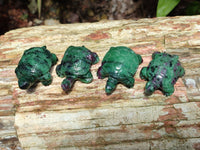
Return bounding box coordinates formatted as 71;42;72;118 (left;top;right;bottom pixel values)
185;1;200;15
28;0;38;14
37;0;42;18
156;0;180;17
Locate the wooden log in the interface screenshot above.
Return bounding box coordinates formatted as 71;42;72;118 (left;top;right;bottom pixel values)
0;15;200;149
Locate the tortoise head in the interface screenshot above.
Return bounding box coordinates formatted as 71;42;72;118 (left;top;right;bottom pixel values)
15;67;34;89
87;52;99;64
105;77;118;95
18;79;31;89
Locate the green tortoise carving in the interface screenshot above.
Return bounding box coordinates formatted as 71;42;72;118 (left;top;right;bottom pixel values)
56;46;99;92
15;46;58;89
97;46;143;95
140;52;185;96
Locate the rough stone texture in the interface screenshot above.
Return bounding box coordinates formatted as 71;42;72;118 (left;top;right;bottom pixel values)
0;15;200;149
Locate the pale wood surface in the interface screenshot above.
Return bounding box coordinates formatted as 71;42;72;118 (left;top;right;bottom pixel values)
0;15;200;149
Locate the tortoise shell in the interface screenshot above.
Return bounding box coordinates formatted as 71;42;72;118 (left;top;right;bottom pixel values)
140;52;185;96
15;46;58;89
97;46;143;94
56;46;99;92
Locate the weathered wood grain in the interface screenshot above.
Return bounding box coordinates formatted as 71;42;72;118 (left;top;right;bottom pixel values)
0;15;200;149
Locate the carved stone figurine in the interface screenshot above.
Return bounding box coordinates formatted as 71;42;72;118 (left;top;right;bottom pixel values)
97;46;143;95
15;46;58;89
140;52;185;96
56;46;99;92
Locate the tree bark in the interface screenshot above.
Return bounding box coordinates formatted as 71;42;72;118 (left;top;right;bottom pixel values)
0;15;200;149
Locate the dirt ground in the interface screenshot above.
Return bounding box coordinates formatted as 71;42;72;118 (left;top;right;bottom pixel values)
0;0;192;35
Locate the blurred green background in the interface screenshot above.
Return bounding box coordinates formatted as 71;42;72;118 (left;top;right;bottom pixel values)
0;0;200;35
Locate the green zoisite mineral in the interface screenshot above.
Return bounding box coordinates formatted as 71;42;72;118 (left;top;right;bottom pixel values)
97;46;143;95
140;52;185;96
56;46;99;92
15;46;58;89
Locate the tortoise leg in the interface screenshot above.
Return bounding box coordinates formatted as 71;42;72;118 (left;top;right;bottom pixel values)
105;77;118;95
40;73;52;86
51;53;58;65
179;67;185;77
122;77;135;88
56;64;65;78
144;81;156;96
152;52;161;59
61;76;76;92
79;72;93;83
137;54;143;64
140;67;148;80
